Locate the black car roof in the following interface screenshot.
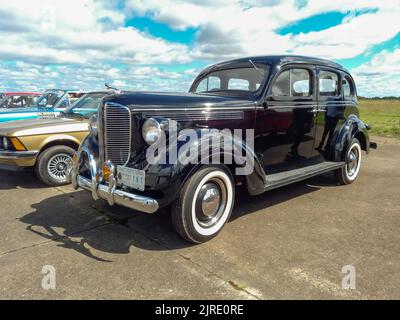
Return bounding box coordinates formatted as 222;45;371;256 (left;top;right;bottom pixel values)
200;55;349;75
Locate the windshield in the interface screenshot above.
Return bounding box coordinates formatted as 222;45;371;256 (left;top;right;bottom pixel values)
0;95;39;108
0;96;6;107
193;66;268;94
36;90;66;108
63;92;108;118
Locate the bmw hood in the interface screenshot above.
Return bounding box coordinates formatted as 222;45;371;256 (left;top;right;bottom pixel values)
0;117;89;137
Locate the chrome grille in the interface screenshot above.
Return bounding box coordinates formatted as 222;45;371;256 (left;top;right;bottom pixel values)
104;103;131;165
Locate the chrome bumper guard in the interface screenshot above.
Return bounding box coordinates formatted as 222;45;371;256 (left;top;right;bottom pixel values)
71;147;159;214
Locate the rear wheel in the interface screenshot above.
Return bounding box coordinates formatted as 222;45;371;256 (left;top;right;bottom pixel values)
172;165;235;243
35;145;75;186
335;138;362;185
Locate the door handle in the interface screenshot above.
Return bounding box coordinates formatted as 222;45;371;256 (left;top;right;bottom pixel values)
308;108;326;113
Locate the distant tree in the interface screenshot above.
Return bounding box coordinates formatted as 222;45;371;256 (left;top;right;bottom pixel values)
357;96;400;100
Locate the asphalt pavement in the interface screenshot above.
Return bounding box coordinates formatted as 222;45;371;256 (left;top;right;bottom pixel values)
0;136;399;299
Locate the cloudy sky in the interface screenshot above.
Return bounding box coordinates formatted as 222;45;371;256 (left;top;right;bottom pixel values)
0;0;399;97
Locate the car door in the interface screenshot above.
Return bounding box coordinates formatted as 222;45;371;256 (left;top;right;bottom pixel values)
255;65;317;169
313;67;344;158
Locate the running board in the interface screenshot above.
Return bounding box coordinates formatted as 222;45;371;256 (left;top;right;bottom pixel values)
264;161;345;191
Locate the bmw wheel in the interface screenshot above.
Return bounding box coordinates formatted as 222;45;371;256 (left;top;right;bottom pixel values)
35;145;75;187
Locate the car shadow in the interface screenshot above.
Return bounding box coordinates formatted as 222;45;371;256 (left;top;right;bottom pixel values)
19;173;335;262
231;173;339;221
0;170;46;190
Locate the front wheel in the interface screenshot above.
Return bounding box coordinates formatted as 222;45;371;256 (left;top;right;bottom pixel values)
172;165;235;243
35;145;75;187
335;138;362;185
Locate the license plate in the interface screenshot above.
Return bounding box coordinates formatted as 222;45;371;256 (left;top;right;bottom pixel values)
117;166;145;191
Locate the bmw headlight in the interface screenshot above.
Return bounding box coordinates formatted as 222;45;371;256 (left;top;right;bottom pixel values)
89;114;98;136
2;137;10;150
142;118;162;145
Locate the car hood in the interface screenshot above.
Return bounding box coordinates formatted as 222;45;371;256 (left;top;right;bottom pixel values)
104;91;256;110
0;117;89;137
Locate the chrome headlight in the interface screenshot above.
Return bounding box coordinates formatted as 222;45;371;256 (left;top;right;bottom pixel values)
89;114;98;136
142;118;162;145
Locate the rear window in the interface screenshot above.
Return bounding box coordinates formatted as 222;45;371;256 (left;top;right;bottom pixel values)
343;76;355;98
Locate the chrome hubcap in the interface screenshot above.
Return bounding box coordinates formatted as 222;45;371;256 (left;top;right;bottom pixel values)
195;179;227;228
346;147;359;177
201;183;221;217
47;153;72;182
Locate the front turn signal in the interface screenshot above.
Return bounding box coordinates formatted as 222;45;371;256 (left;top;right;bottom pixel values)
102;161;113;182
10;138;27;151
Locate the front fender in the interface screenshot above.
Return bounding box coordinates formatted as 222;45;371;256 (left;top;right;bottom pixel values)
39;134;81;150
143;128;267;202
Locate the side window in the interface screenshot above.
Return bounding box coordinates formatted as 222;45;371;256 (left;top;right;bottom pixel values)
319;70;339;96
196;76;221;92
291;69;310;96
58;97;69;108
271;68;311;97
228;78;249;90
343;76;354;98
271;70;290;96
208;76;221;91
196;78;208;92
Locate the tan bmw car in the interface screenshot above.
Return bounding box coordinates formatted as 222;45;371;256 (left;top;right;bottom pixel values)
0;90;114;186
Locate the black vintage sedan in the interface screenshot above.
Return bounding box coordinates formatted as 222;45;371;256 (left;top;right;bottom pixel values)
71;55;376;243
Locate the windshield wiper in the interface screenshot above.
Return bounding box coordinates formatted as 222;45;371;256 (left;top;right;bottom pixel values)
249;59;265;77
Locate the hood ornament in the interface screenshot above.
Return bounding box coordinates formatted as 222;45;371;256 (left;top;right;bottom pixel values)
105;83;121;94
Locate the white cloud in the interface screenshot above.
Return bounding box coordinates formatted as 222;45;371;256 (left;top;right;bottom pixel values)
351;49;400;97
0;61;194;93
0;0;399;96
127;0;400;61
0;0;190;65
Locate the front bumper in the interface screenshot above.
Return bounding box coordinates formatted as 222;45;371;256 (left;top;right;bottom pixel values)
71;146;159;214
0;150;38;169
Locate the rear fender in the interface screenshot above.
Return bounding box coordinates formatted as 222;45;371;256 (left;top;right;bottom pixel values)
333;114;370;161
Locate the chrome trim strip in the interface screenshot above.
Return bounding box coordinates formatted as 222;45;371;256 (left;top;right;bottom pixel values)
267;105;317;110
142;110;244;121
0;150;39;159
127;105;256;111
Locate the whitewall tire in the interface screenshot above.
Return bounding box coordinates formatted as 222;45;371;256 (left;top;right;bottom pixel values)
335;138;362;185
172;165;235;243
